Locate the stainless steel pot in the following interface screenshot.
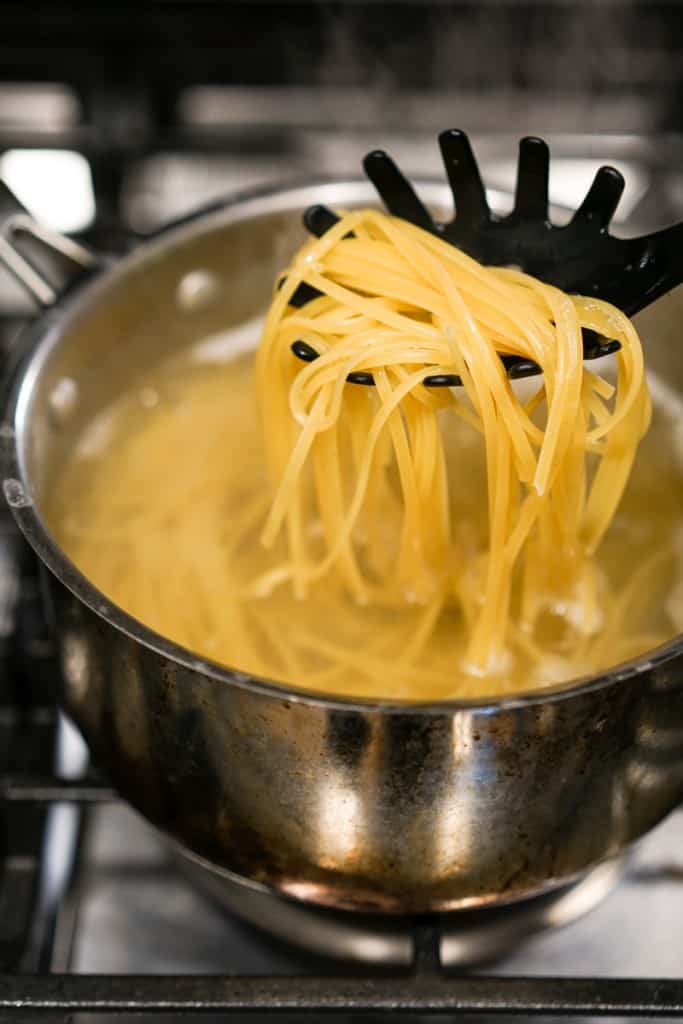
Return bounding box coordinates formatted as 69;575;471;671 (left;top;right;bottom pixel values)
1;178;683;914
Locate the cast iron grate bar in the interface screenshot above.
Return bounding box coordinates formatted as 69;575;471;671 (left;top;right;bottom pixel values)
0;974;682;1016
0;777;115;803
0;858;39;971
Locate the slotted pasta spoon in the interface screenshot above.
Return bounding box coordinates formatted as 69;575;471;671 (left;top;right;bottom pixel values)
290;131;683;387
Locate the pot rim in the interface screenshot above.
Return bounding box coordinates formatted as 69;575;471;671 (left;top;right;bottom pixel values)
3;175;679;714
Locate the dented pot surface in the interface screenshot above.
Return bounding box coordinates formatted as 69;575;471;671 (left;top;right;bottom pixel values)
2;180;683;912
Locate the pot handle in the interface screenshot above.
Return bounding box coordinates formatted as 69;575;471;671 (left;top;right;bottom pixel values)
0;180;100;307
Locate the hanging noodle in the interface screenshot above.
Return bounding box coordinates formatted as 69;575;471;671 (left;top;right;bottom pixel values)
255;209;651;679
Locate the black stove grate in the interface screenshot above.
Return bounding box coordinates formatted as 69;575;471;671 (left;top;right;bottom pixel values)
1;969;683;1018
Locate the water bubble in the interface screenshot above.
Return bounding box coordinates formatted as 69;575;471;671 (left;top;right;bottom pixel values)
139;387;159;409
48;377;79;425
176;269;222;312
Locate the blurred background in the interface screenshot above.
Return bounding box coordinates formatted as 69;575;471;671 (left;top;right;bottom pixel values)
1;0;682;254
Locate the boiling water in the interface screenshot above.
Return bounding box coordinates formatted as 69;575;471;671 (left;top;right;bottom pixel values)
47;344;683;700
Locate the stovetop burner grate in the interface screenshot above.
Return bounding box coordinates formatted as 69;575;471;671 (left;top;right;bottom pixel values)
2;969;683;1018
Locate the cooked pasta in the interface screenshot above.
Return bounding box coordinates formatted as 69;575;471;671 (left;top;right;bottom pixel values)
255;209;651;679
47;209;683;700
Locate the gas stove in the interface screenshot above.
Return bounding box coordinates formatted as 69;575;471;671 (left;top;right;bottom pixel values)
2;2;683;1015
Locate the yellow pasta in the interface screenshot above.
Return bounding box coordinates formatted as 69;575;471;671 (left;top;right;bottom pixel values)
255;209;651;678
48;209;683;700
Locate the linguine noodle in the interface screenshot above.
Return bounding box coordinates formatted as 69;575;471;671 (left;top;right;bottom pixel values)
255;209;651;678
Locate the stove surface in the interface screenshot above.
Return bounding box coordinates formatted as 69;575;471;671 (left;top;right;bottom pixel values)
63;801;683;978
